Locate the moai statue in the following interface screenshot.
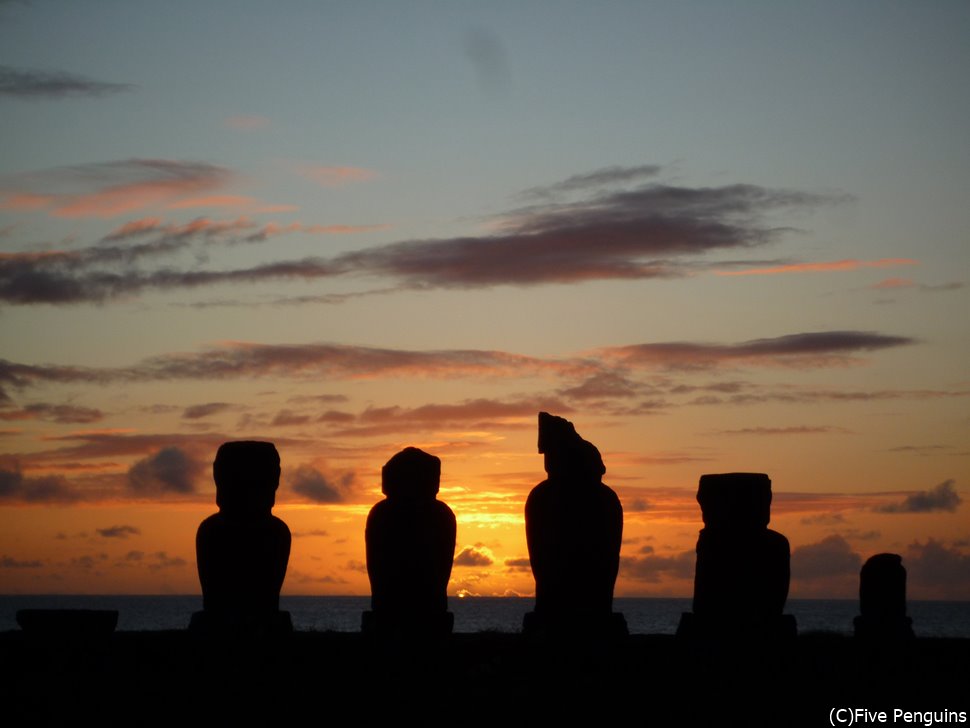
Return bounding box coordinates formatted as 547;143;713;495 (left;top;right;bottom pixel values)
363;447;457;637
854;553;914;640
523;412;626;638
678;472;795;640
192;441;292;634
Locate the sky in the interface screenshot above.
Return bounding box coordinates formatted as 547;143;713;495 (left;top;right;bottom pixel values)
1;0;968;600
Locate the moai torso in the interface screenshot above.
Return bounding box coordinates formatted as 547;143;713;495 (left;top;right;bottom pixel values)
365;447;457;617
691;473;790;624
526;412;623;617
196;441;291;620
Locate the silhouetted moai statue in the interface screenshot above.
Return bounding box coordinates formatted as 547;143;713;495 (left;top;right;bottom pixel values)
362;447;457;638
523;412;626;638
854;553;914;640
677;472;795;640
191;441;292;634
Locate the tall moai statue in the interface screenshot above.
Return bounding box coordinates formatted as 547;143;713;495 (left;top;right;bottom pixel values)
678;472;795;639
363;447;457;637
192;441;292;634
523;412;626;638
854;553;914;640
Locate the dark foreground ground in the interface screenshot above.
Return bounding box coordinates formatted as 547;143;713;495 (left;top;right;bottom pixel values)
1;630;967;726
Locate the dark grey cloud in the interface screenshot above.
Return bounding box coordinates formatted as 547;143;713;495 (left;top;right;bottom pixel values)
504;557;531;571
791;535;861;580
1;555;43;568
182;402;232;420
0;402;102;423
0;65;133;98
290;465;351;503
625;498;651;512
127;447;201;494
96;525;141;539
291;529;329;538
906;540;970;599
0;464;78;503
607;331;914;369
0;165;841;305
519;164;663;199
619;550;695;582
876;479;961;514
454;545;494;567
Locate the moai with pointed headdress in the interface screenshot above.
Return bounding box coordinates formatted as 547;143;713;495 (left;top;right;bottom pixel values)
192;441;292;634
854;553;914;640
523;412;626;637
677;472;795;640
363;447;457;637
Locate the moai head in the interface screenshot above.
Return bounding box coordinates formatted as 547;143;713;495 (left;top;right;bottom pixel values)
859;553;907;620
213;441;281;517
696;472;772;530
381;446;441;500
538;411;605;482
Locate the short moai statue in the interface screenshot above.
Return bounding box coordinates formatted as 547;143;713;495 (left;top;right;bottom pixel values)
854;553;914;640
677;472;795;640
192;441;292;634
363;447;457;637
523;412;626;638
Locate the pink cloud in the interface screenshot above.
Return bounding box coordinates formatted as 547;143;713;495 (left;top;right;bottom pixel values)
871;277;915;290
715;258;918;277
0;192;55;211
223;115;271;130
297;165;379;187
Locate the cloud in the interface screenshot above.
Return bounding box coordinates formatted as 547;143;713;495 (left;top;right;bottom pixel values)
290;464;352;503
1;555;43;568
147;551;188;571
876;479;961;513
297;165;379;187
714;426;844;436
790;535;861;580
603;331;914;370
619;550;695;583
0;402;103;423
870;277;915;290
504;557;531;571
519;164;662;199
291;529;329;538
127;447;201;494
223;115;271;130
0;464;79;503
336;179;837;289
626;498;651;512
326;395;572;437
905;540;970;599
0;159;231;219
96;525;141;539
0;165;841;305
0;65;133;99
715;258;918;277
455;545;494;567
462;26;511;99
181;402;232;420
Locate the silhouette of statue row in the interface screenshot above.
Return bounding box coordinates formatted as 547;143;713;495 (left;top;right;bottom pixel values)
188;414;913;644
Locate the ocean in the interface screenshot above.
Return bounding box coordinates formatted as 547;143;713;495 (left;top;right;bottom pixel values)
2;595;968;637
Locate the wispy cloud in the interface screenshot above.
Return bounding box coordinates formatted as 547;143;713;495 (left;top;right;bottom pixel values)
518;164;662;199
713;425;846;436
127;446;203;495
96;525;140;539
296;165;379;187
601;331;914;370
0;65;133;99
0;159;230;219
223;115;271;131
715;258;918;277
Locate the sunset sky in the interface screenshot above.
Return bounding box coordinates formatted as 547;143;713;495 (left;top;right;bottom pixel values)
1;1;968;600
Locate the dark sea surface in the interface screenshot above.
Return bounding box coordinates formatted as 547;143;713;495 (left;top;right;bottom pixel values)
2;595;969;637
